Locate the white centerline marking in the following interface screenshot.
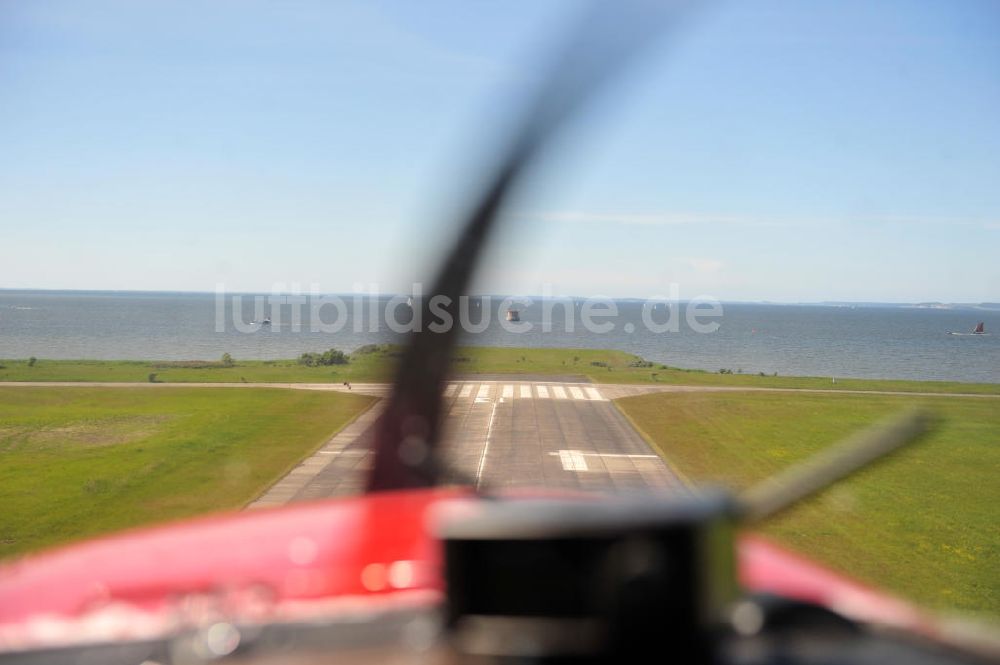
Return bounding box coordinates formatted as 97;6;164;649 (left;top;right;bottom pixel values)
476;399;501;488
552;386;568;399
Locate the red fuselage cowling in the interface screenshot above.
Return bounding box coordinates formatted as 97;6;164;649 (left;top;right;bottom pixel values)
0;489;930;651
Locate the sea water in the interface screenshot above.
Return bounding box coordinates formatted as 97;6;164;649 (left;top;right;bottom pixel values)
1;290;997;383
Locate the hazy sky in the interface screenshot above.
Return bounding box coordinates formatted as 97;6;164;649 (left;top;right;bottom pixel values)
2;0;998;301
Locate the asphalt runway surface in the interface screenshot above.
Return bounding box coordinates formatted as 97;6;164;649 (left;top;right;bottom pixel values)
249;380;686;508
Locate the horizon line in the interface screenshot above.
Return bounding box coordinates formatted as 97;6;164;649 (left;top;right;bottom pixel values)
1;287;997;307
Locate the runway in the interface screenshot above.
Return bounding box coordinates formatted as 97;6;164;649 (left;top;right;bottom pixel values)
7;378;980;509
248;380;686;508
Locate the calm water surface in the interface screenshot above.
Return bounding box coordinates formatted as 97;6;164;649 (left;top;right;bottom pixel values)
1;291;998;383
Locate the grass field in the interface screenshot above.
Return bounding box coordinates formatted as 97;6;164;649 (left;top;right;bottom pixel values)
2;345;998;394
0;386;375;558
616;391;1000;616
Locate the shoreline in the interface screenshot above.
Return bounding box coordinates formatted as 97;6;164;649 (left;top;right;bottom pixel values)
1;346;998;395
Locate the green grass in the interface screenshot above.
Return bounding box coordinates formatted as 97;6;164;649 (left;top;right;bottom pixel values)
0;349;399;384
0;386;375;559
616;391;1000;617
2;345;998;394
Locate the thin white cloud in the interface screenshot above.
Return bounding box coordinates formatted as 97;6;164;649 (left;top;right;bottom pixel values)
852;214;1000;229
524;211;790;227
682;257;725;274
520;210;1000;229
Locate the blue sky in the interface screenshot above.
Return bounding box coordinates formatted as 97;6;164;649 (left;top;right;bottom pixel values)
1;0;998;301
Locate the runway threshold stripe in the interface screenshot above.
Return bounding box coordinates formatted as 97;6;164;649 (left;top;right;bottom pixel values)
552;386;568;399
444;384;457;397
477;384;491;399
584;387;604;401
459;384;473;398
519;385;532;398
568;386;585;400
536;385;550;398
502;385;514;398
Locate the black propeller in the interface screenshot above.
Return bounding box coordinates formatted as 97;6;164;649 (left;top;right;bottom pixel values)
366;1;699;492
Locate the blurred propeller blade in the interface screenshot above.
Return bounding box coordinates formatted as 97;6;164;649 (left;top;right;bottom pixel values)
739;407;933;523
366;1;700;492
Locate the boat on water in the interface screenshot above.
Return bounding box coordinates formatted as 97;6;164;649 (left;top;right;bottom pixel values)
948;322;987;336
260;317;271;325
506;308;520;322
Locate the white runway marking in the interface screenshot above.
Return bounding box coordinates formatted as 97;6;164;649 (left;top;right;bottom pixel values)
584;387;605;401
459;384;473;398
476;399;501;488
568;386;585;400
556;450;589;471
444;384;457;397
536;385;550;398
552;386;568;399
520;385;532;399
502;384;514;398
549;450;659;473
477;384;491;400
